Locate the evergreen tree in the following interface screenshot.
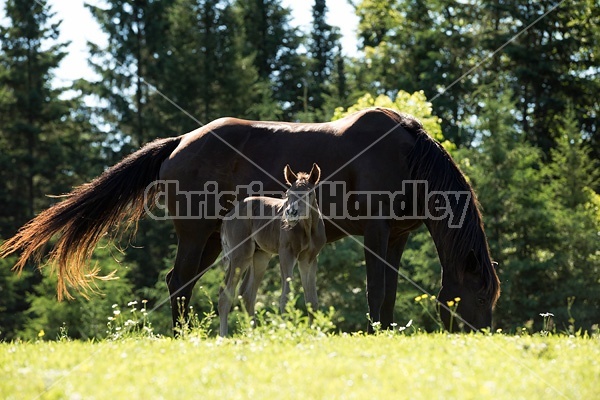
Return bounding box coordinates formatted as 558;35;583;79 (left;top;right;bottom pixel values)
455;89;599;330
0;0;70;231
235;0;306;120
85;0;179;291
541;109;600;330
354;0;480;146
480;0;600;153
305;0;342;120
86;0;175;152
164;0;258;124
0;0;105;339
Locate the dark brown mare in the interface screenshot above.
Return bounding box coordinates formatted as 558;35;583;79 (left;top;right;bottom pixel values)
0;108;500;332
219;164;326;336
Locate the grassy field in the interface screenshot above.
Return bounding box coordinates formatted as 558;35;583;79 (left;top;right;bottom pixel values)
2;330;599;400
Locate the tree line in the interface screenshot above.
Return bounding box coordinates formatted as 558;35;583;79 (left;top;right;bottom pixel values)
0;0;598;339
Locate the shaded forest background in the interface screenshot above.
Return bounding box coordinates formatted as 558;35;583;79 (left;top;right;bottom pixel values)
0;0;598;339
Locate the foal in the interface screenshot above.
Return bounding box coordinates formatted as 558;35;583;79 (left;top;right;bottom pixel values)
218;163;326;337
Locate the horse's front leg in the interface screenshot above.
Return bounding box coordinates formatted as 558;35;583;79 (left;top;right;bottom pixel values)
380;234;409;329
278;249;297;313
364;220;390;332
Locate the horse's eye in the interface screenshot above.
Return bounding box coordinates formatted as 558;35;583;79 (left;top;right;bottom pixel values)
477;298;486;305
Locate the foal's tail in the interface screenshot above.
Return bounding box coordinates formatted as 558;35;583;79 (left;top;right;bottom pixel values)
0;136;182;299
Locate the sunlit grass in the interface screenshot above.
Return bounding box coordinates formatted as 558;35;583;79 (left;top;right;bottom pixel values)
1;330;599;399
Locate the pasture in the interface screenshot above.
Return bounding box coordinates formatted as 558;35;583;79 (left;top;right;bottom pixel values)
2;329;598;399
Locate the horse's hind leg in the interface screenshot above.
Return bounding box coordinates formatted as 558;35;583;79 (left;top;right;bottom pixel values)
167;221;221;333
240;250;270;323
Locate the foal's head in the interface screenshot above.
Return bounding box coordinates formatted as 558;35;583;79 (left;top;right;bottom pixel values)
282;163;321;227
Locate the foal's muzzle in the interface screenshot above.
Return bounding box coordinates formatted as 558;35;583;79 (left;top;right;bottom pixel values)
284;203;300;225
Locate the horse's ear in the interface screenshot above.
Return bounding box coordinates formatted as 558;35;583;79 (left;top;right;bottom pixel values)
309;163;321;185
284;164;297;186
491;261;499;270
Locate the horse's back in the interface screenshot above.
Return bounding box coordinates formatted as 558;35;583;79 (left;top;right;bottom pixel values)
161;108;424;236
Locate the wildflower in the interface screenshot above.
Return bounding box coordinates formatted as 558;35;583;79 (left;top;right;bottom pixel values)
454;297;461;303
447;300;455;307
430;295;436;301
142;299;148;304
406;319;413;328
38;329;45;338
539;312;554;318
414;295;422;303
112;304;118;309
127;301;138;307
113;310;121;316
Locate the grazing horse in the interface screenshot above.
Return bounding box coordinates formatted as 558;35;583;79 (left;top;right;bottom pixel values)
218;163;326;337
0;108;500;332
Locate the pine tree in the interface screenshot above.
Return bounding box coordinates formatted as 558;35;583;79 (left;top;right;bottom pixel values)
306;0;342;119
354;0;481;146
86;0;178;291
542;109;600;330
86;0;175;152
235;0;305;120
0;0;70;230
479;0;600;154
0;0;105;339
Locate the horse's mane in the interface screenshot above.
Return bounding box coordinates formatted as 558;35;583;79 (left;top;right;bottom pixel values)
388;110;499;304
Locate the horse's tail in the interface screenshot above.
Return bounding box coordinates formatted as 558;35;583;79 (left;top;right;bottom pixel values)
0;136;182;299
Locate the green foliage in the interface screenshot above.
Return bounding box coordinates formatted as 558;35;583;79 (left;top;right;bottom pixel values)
18;245;137;341
1;0;599;340
457;89;600;331
333;91;444;141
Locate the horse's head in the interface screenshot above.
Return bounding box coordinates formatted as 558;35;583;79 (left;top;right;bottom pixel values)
282;163;321;227
437;250;499;332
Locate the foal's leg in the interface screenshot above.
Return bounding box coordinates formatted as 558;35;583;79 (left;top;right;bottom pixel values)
278;249;297;313
298;257;319;314
241;250;271;319
218;243;253;337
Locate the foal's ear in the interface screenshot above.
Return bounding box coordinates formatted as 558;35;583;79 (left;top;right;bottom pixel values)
308;163;321;185
284;164;297;186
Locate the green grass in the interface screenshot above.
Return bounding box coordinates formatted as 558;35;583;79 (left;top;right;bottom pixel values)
2;332;599;399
